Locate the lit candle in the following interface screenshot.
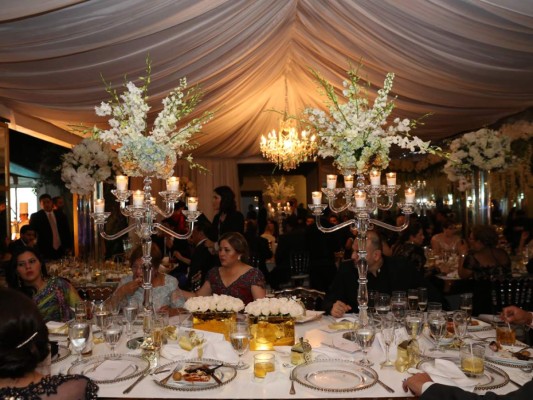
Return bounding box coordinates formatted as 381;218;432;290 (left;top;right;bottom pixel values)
94;198;105;213
116;175;128;191
166;176;179;192
405;188;416;204
150;197;156;205
344;175;354;189
187;197;198;212
354;190;366;208
311;191;322;205
326;174;337;189
132;190;144;207
386;172;397;186
370;170;381;187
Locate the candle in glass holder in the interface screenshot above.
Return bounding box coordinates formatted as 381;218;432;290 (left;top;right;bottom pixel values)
354;190;366;208
386;172;397;186
311;191;322;205
166;176;179;192
150;197;156;205
405;188;416;204
187;197;198;212
344;175;354;189
326;174;337;189
94;199;105;213
116;175;128;191
132;190;144;207
370;170;381;187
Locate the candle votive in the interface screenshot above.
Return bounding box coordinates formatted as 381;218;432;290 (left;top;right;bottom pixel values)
187;197;198;212
386;172;396;186
326;174;337;189
405;188;416;204
116;175;128;191
370;170;381;187
94;199;105;213
166;176;179;192
132;190;144;207
354;190;366;208
311;191;322;205
344;175;354;189
254;353;275;379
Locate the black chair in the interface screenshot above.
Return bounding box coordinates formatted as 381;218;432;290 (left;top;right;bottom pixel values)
491;277;532;313
273;286;325;311
289;251;310;287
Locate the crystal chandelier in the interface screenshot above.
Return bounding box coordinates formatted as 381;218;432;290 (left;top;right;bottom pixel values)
260;77;317;171
308;171;415;324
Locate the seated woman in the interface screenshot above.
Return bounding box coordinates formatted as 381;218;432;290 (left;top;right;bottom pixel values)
392;221;426;272
430;219;461;257
6;247;80;322
113;243;183;315
0;287;98;399
186;232;266;304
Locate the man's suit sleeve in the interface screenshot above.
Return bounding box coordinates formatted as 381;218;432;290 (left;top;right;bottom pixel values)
422;381;533;400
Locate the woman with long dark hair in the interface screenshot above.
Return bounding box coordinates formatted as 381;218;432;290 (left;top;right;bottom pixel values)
210;186;244;240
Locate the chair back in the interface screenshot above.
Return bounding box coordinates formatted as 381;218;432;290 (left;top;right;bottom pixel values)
248;254;261;269
289;251;310;278
491;277;532;313
273;286;325;310
78;286;115;302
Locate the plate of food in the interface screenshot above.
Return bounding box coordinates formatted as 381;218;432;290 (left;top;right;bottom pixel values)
154;358;237;391
296;310;324;324
467;318;492;332
486;342;533;367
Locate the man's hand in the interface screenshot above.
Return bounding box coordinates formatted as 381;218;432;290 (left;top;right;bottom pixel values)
501;306;533;325
330;301;351;318
403;373;432;396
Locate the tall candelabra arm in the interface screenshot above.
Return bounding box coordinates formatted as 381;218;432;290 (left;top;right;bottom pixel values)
151;204;174;219
315;216;356;233
368;213;411;232
153;222;194;240
96;222;138;241
375;195;395;211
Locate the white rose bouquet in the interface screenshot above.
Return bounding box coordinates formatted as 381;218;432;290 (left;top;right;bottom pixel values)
245;297;304;318
184;294;244;313
262;175;296;203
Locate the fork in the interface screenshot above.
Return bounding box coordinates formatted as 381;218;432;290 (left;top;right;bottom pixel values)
289;371;296;395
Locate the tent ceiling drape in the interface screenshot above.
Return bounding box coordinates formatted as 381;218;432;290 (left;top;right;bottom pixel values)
1;0;532;158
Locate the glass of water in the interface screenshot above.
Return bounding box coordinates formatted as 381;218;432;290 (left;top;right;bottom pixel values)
104;317;123;357
356;318;375;366
427;311;447;352
230;320;251;370
69;320;90;362
123;299;139;338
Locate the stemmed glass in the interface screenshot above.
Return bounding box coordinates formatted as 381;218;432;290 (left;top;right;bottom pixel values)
104;317;123;358
94;300;110;339
356;317;375;366
230;320;251;370
69;320;90;363
459;293;473;322
453;310;468;344
380;314;395;368
418;287;428;312
106;296;122;317
407;289;419;310
405;310;424;340
391;293;407;327
427;311;447;352
123;299;139;338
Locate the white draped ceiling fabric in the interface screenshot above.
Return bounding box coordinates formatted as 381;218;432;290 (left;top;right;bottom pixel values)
1;0;533;158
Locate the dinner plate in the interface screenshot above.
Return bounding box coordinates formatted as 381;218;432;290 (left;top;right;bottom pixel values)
154;358;236;391
68;354;149;384
292;359;377;392
296;310;324;324
51;345;71;364
417;358;509;391
485;345;533;368
467;319;492;332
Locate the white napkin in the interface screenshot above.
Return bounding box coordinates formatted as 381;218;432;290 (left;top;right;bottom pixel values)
46;321;68;334
85;360;135;381
420;359;477;392
314;346;353;361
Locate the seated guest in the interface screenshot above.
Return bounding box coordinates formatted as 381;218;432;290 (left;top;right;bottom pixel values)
430;219;461;256
0;287;98;399
7;225;39;258
113;243;182;315
392;220;427;272
323;230;428;318
6;247;80;322
185;232;266;305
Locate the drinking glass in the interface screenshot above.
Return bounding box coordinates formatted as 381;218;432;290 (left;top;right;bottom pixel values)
407;289;419;310
356;318;375;366
453;310;468;344
94;300;110;338
427;302;442;312
106;296;122;317
427;311;447;352
459;293;473;321
69;321;90;362
418;287;428;311
104;317;123;357
375;293;391;315
405;310;424;339
391;294;407;326
230;320;251;370
123;299;139;338
380;314;395;368
74;300;88;322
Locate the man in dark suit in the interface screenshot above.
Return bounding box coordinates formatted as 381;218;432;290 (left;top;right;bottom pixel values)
7;225;38;256
29;193;72;260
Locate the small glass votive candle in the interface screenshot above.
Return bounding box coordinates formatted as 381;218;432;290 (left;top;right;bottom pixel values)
460;343;485;377
311;191;322;205
254;353;275;379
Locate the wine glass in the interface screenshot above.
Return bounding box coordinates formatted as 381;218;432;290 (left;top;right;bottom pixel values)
453;310;468;344
418;287;428;312
94;300;110;338
230;320;251;370
74;300;88;322
407;289;419;310
106;296;122;317
104;317;123;358
391;294;407;327
123;299;139;338
374;293;391;315
380;314;395;368
405;310;424;340
459;293;473;322
69;320;90;363
356;318;375;366
427;311;447;352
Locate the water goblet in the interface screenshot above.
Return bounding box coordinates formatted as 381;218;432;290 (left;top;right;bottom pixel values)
391;294;407;327
459;293;473;321
356;318;375;366
123;299;139;338
375;293;391;315
427;311;447;352
94;300;111;338
104;317;123;358
69;320;90;363
453;310;468;344
380;314;395;368
405;310;424;340
418;287;428;312
230;320;251;370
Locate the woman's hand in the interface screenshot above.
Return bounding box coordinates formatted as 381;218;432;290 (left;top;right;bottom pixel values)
330;301;351;318
120;278;142;297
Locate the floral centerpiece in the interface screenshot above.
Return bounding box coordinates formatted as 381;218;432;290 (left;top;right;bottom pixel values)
91;59;213;178
303;65;440;175
60;138;121;195
262;175;296;203
185;295;244;340
245;297;304;350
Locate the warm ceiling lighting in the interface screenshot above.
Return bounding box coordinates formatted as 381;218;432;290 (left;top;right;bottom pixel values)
260;77;317;171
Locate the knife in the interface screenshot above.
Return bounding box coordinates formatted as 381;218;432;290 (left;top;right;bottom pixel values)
206;365;223;385
376;378;395;393
123;367;152;394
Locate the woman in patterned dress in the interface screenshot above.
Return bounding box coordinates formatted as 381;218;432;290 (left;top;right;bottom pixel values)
6;247;80;322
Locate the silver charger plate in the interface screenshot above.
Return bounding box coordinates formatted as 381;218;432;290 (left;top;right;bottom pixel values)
292;359;378;392
485;345;533;368
51;345;70;364
417;358;509;391
68;353;149;384
154;358;237;391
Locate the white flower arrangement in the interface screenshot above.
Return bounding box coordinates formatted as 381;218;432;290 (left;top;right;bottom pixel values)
60;138;121;195
443;128;512;183
303;65;439;174
262;176;296;203
184;294;244;313
91;59;213;178
244;297;304;318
